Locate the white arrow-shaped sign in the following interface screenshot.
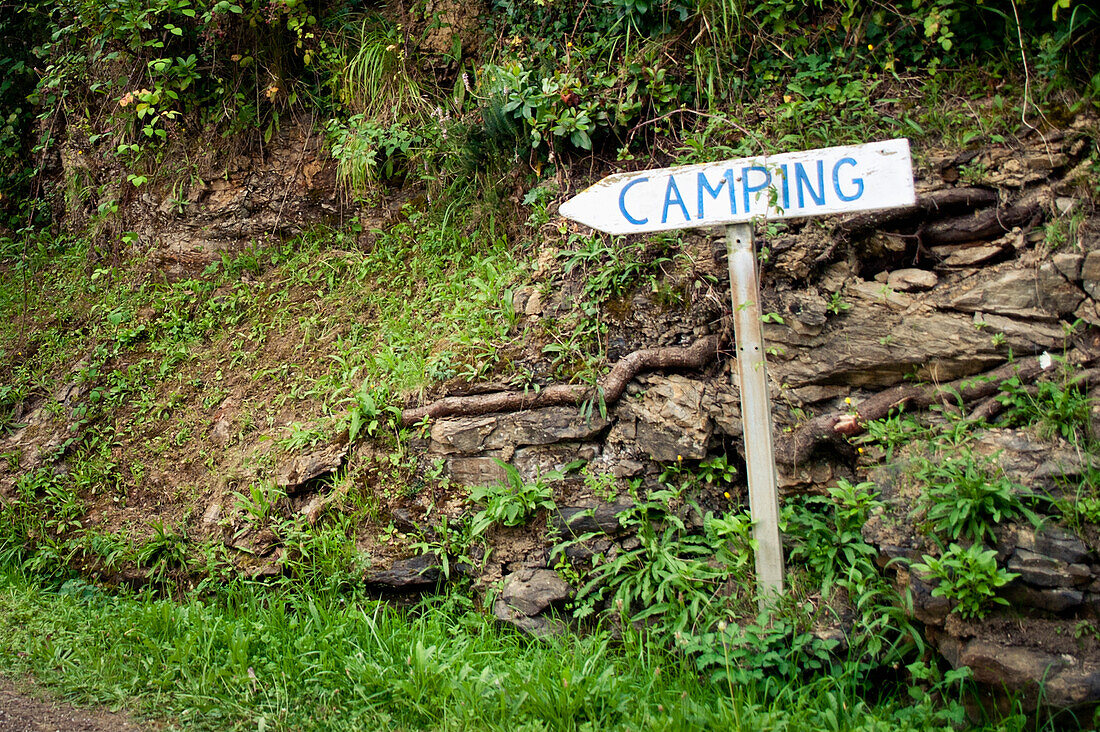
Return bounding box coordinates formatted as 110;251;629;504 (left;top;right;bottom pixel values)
559;138;914;235
559;138;916;608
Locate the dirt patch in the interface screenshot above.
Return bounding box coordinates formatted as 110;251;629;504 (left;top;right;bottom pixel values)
0;676;154;732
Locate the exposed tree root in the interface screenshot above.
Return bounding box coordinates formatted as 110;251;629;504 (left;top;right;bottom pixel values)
775;355;1094;467
400;333;727;426
922;201;1041;244
834;187;1000;241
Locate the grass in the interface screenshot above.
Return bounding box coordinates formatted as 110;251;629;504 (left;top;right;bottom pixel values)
0;565;1008;732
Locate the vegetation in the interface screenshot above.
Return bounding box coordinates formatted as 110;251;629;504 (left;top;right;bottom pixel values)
0;0;1098;727
912;543;1018;621
0;566;997;731
1;0;1097;223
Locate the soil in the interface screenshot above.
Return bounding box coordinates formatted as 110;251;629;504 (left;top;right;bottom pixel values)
0;676;154;732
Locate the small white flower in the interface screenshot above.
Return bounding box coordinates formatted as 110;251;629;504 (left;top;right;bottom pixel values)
1039;351;1053;370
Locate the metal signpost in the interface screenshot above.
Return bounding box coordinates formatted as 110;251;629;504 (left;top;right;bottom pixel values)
559;139;916;605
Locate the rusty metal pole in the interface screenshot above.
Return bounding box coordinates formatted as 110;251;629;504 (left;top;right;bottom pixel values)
726;223;785;608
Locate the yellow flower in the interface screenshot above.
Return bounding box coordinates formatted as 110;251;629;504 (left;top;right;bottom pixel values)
857;447;864;454
677;454;682;462
868;43;874;51
723;491;731;499
844;397;852;405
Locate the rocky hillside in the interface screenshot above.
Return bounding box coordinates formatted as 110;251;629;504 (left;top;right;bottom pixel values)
2;111;1099;713
2;0;1100;723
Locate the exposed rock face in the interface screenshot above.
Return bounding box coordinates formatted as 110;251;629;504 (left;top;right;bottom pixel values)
932;618;1100;712
275;444;348;491
863;429;1100;712
364;554;443;589
500;568;573;616
15;103;1100;714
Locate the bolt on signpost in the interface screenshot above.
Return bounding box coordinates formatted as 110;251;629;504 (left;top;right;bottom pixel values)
559;139;916;607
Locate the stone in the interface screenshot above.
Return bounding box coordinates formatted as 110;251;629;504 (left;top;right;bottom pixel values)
1037;262;1086;316
701;381;742;437
275;444;347;490
1007;549;1092;588
1082;251;1100;299
610;459;644;478
958;641;1062;697
971;429;1094;490
562;537;611;564
300;493;324;524
1026;152;1069;171
524;289;544;316
554;502;634;538
785;293;829;336
1053;252;1084;281
887;268;938;292
999;525;1091;566
499;568;574;616
949;268;1044;317
768;305;1033;389
941;245;1006;267
1074;299;1100;327
786;384;849;404
511;286;531;314
908;572;952;625
430;416;498;454
364;554;442;588
211;416;233;445
620;375;711;461
430;407;610;455
512;442;599;481
445;455;508;487
778;461;835;492
492;598;565;637
1002;584;1083;614
202;502;222;526
950;637;1100;710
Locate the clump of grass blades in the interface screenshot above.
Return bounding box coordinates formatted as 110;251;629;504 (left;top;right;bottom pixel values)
340;20;432;126
0;566;1019;731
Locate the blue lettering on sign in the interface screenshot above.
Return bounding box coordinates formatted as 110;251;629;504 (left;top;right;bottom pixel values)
697;170;737;219
778;164;790;210
618;177;649;225
833;157;864;202
662;176;690;224
741;166;771;213
795;161;825;208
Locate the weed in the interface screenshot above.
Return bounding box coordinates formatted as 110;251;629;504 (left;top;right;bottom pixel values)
0;564;990;731
997;359;1094;447
132;519;190;583
911;543;1018;620
914;449;1039;544
826;291;851;315
581;463;621;502
232;481;286;527
785;479;882;591
468;460;558;537
409;515;475;582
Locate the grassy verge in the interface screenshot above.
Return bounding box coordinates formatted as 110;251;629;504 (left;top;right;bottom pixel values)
0;567;997;732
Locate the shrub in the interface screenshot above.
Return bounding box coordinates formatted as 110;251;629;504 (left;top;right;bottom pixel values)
914;449;1038;544
467;460;558;537
911;543;1018;620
